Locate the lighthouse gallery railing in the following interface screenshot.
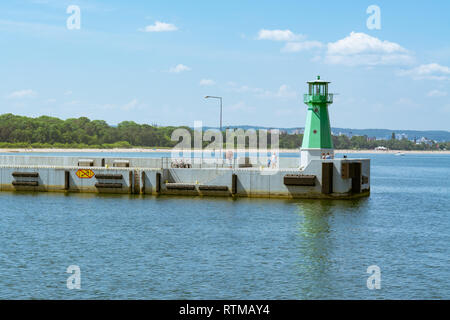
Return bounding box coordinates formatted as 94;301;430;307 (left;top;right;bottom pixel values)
303;94;333;104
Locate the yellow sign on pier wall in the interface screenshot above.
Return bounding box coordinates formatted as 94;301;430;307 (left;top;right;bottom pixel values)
76;169;95;179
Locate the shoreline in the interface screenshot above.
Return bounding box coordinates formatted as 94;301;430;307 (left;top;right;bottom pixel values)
0;148;449;155
335;149;450;154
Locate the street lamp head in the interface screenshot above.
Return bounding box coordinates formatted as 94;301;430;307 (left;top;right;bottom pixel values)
205;96;210;99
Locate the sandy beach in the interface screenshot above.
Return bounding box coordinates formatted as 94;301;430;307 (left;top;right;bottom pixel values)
0;148;449;154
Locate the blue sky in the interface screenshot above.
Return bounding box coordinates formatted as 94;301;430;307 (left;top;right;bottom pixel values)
1;0;449;130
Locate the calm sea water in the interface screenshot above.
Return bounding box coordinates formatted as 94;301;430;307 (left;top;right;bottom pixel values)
0;153;448;299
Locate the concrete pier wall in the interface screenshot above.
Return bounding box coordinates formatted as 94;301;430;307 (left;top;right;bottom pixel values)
0;155;370;199
0;155;300;169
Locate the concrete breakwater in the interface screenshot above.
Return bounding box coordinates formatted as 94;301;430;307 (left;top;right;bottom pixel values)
0;155;370;199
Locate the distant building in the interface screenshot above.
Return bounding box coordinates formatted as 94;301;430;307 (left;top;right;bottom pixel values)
416;137;434;145
396;133;408;140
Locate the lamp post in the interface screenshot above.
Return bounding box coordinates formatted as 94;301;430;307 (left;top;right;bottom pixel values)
205;96;223;161
204;96;222;132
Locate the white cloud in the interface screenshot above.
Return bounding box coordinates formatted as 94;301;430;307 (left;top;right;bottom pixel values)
169;64;191;73
227;82;264;94
141;21;177;32
122;99;139;111
95;99;144;111
44;98;56;104
227;82;296;99
261;84;297;99
257;29;304;42
427;89;447;97
275;84;297;98
281;41;323;53
64;90;72;95
6;89;37;99
325;32;414;66
395;97;420;109
199;79;215;86
328;32;406;55
63;100;80;106
398;63;450;80
228;101;256;112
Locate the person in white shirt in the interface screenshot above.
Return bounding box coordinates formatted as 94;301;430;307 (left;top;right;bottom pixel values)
271;153;277;168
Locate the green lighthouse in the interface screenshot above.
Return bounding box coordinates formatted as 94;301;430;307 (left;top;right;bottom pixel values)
300;76;334;167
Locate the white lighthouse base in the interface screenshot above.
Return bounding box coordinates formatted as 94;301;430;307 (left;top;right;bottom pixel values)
300;148;334;168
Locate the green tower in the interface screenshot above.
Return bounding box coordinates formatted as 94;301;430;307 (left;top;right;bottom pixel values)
300;76;334;167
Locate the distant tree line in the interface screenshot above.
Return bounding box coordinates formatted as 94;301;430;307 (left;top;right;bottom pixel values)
0;114;447;150
331;134;448;151
0;114;179;148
